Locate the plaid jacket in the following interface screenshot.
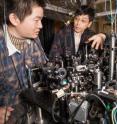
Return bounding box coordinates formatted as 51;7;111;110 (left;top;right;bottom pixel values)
0;30;47;106
49;24;96;62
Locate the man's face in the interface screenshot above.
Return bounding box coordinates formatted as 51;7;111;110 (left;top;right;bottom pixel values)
15;6;44;39
74;15;92;33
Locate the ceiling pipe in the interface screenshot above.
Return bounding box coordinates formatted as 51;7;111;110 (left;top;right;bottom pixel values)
45;3;74;15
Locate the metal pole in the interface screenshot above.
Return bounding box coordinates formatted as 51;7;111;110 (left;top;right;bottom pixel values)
109;33;116;81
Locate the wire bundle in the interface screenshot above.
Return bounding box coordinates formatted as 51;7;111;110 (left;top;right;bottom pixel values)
111;105;117;124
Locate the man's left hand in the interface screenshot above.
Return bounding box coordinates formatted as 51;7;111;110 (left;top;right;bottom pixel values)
87;33;106;49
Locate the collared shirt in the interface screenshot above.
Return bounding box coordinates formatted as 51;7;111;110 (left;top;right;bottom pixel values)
6;29;20;56
3;25;20;55
74;32;82;53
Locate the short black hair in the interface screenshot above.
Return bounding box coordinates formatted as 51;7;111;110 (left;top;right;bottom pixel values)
1;0;45;25
74;5;95;21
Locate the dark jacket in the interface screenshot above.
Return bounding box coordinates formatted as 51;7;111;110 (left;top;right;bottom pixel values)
49;24;96;63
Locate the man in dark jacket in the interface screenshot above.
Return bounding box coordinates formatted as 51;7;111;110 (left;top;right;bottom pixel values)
49;5;106;62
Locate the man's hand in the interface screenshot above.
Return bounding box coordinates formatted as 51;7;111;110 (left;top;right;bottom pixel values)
87;33;106;49
0;107;14;124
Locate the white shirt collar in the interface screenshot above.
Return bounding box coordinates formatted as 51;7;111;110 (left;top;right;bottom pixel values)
3;25;20;56
6;30;21;56
4;25;31;56
74;32;82;53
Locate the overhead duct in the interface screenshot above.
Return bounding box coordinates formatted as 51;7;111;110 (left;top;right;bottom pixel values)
44;0;80;21
45;3;73;15
44;0;80;9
